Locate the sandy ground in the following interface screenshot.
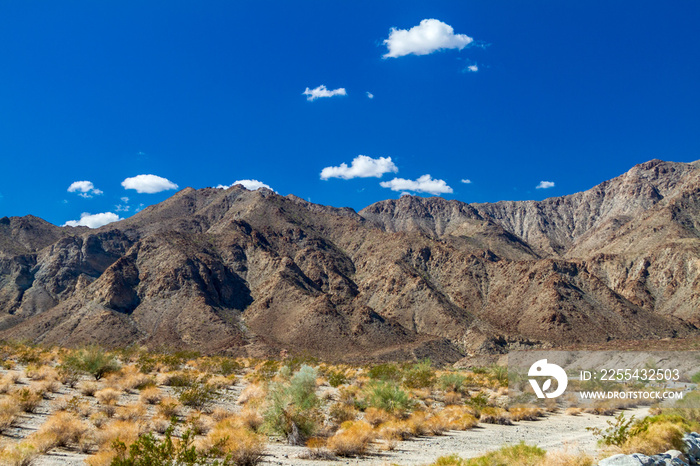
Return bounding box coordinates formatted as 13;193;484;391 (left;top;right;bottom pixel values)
30;407;650;465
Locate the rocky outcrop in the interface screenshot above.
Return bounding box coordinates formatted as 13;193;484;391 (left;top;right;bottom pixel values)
0;159;699;361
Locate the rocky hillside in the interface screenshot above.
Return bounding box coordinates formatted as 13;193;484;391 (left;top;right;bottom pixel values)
0;159;699;362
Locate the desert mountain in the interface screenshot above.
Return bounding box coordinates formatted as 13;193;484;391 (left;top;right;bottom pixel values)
0;159;699;363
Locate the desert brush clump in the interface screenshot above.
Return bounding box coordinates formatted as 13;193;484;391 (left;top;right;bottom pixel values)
326;420;375;457
139;385;163;404
479;407;513;425
263;364;321;445
429;442;546;466
199;418;266;465
0;397;20;433
12;387;43;413
0;441;38;466
365;381;414;416
36;411;89;448
62;346;121;381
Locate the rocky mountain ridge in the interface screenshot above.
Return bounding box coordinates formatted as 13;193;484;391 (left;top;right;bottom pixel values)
1;159;699;363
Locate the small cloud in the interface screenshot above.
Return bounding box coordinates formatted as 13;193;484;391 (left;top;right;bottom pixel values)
67;180;103;198
461;179;472;184
466;64;478;73
380;174;453;195
321;155;398;180
120;197;129;204
303;85;347;101
366;92;374;99
536;181;555;189
115;204;130;212
383;19;473;58
217;179;274;191
135;203;145;213
121;174;178;194
64;212;121;228
400;191;412;197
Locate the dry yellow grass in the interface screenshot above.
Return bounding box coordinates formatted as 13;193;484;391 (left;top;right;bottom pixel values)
115;403;147;422
12;388;43;413
363;407;391;427
0;398;20;433
479;406;513;425
156;396;181;418
95;387;122;405
510;404;545;422
327;420;375;457
622;421;685;455
566;407;583;416
78;381;100;397
199;419;266;465
36;411;88;448
138;386;162;405
0;441;38;466
439;406;479;430
237;383;265;406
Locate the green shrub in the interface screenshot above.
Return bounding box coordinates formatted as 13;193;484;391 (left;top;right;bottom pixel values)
111;425;233;465
177;382;218;409
263;365;321;445
587;412;635;446
439;373;468;394
402;359;435;389
62;346;121;381
368;363;401;382
365;381;414;415
327;370;347;388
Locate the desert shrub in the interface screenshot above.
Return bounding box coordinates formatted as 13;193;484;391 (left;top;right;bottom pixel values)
57;364;82;388
0;398;20;433
566;407;583;416
200;419;266;466
139;386;162;405
327;370;348;387
587;412;635;447
509;404;544;422
479;407;512;425
95;388;122;405
177;382;218;409
663;390;700;423
111;425;228;466
368;363;401;382
326;420;374;457
430;442;546;466
330;402;357;425
79;381;100;396
63;346;121;381
116;403;147;422
439;406;479;430
439;372;469;394
363;406;391;427
466;391;490;409
13;387;43;413
402;359;435;389
489;365;509;387
251;360;279;382
37;411;88;448
156;396;181;418
263;365;321;444
365;381;414;415
622;414;689;454
0;441;38;466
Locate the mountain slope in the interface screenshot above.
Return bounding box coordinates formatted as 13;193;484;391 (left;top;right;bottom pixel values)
0;159;698;362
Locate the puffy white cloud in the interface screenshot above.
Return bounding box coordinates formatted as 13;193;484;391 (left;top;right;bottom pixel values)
466;64;479;72
367;92;374;99
321;155;398;180
121;174;178;194
303;85;347;101
461;179;472;184
67;180;103;198
383;19;473;58
217;179;274;191
536;181;555;189
64;212;121;228
380;174;453;195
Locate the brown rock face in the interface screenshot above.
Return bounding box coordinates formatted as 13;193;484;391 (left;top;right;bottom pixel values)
1;159;699;362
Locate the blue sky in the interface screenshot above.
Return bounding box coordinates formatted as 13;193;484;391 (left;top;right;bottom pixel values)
1;1;699;227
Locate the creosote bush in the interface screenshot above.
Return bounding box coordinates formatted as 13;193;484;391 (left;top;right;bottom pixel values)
62;346;121;381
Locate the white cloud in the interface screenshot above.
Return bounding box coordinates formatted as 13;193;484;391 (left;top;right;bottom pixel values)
380;174;453;195
383;19;473;58
115;204;130;212
120;197;129;204
217;179;274;191
461;179;472;184
67;180;103;198
64;212;121;228
536;181;555;189
121;174;178;194
321;155;398;180
367;92;374;99
303;85;347;101
466;64;479;72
